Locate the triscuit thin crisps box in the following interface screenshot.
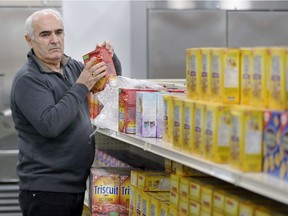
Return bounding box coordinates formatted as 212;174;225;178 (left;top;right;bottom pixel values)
136;92;157;137
240;48;253;105
263;111;282;177
89;167;131;216
186;48;201;99
250;47;269;108
211;48;224;103
223;48;240;104
267;47;287;110
230;106;264;172
83;47;117;93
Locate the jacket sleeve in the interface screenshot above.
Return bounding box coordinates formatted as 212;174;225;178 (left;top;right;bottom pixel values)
112;53;122;76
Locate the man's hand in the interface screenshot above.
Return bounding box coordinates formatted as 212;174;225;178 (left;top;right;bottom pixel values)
76;57;107;91
96;40;114;57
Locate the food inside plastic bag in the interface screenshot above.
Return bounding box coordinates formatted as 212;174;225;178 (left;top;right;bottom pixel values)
93;76;166;131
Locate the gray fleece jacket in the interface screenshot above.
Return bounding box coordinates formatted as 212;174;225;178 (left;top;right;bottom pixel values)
10;49;121;193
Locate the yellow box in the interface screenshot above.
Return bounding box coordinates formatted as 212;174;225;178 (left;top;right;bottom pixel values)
200;209;212;216
138;172;170;191
130;170;154;187
164;158;173;174
141;191;150;216
186;48;202;99
135;188;143;216
172;96;184;149
240;48;253;105
179;197;189;215
193;102;205;156
189;199;201;216
238;200;256;216
230;106;263;171
250;47;269;108
159;201;169;216
173;162;207;177
150;194;169;216
179;177;191;199
212;188;226;213
223;48;240;104
211;48;224;103
267;47;287;110
170;174;180;207
162;94;173;143
200;48;212;101
169;206;179;216
183;99;195;152
203;103;231;163
129;185;137;216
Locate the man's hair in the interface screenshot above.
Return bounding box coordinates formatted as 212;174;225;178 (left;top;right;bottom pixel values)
25;8;64;41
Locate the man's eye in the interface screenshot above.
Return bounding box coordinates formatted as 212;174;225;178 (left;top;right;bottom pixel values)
41;33;50;37
56;30;63;36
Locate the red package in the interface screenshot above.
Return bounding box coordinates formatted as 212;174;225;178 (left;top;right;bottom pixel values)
83;47;117;93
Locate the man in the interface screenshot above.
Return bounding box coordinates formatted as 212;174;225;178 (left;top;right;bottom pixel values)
10;8;121;216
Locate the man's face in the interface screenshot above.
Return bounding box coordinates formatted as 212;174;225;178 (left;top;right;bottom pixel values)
26;12;64;66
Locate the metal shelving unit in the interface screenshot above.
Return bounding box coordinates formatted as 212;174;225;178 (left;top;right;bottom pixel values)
96;127;288;206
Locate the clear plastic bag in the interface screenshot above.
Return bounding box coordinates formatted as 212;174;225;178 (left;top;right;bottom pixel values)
93;76;165;131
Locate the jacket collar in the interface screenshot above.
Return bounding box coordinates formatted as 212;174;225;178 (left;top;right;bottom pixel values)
27;49;70;73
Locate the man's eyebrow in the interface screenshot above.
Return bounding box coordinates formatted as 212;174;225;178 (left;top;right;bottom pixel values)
39;28;63;35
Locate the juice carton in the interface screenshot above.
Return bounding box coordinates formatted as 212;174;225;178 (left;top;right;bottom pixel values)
230;106;263;172
182;99;195;153
83;47;117;93
240;48;253;105
267;47;287;110
186;48;201;99
223;48;240;104
203;103;231;163
250;47;269;108
172;96;184;149
263;111;282;177
200;48;212;100
118;88;156;134
279;111;288;180
136;92;157;137
193;102;205;156
211;48;224;103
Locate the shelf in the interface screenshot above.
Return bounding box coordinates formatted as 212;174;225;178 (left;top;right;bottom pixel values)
96;127;288;205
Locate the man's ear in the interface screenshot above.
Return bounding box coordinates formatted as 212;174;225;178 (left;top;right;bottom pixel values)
25;35;32;48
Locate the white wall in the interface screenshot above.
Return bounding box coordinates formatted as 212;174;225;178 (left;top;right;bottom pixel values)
62;1;131;77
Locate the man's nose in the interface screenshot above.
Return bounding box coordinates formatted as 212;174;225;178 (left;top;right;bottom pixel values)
50;32;59;43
